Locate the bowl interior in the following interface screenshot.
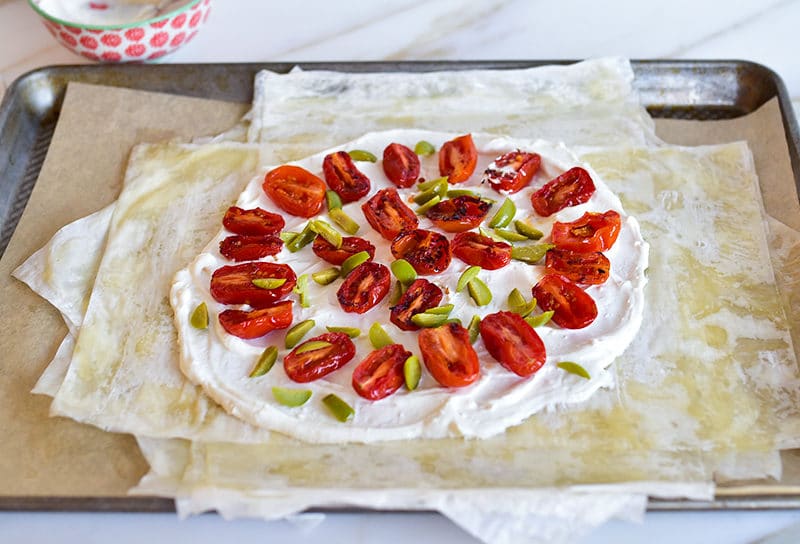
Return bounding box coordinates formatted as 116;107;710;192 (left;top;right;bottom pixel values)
28;0;202;30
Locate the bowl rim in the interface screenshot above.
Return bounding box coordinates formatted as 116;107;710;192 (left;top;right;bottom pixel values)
27;0;204;31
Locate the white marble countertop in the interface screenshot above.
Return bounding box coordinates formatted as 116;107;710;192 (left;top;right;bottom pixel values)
2;1;800;543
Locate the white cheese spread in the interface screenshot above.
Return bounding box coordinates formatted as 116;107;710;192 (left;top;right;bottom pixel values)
173;130;649;443
35;0;190;25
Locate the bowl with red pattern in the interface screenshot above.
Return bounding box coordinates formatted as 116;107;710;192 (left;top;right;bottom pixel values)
28;0;211;63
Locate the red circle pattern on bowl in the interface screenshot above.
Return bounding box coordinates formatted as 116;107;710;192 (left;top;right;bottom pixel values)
40;0;211;62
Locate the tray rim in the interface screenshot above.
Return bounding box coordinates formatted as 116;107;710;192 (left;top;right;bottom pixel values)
1;59;799;514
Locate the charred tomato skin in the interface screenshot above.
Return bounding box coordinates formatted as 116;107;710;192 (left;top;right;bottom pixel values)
323;150;372;203
425;196;492;233
361;187;419;240
382;143;420;188
451;231;512;270
439;134;478;184
352;343;413;400
545;248;610;284
390;229;451;275
263;165;326;218
389;278;444;331
218;300;293;339
219;234;283;262
283;332;357;383
312;235;376;266
418;322;480;388
222;206;285;236
210;262;296;308
551;210;621;253
337;261;391;314
530;166;596;217
482;150;541;194
479;311;546;377
532;274;598;330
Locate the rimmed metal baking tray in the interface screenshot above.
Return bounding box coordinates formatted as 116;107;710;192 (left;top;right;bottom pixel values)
1;60;799;513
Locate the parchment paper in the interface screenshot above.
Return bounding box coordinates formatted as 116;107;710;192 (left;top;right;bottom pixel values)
0;83;246;497
1;83;798;500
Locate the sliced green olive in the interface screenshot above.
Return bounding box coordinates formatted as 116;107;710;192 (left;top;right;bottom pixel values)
404;355;421;390
326;326;361;338
294;340;332;355
323;393;355;422
446;189;479;198
508;289;537;317
525;310;554;328
493;229;529;242
467;278;492;306
488;197;516;228
511;243;555;264
369;322;394;349
293;273;310;308
390;259;417;286
456;266;481;293
252;278;287;289
348;149;377;162
286;223;316;252
467;315;481;344
413;180;447;205
411;312;450;328
190;302;208;330
272;387;312;407
249;346;278;377
557;361;591;380
514;220;544;240
417;176;448;191
415;194;441;215
310;219;342;249
279;231;299;244
424;304;454;315
329;208;360;235
284;319;315;349
326;190;343;211
340;250;371;277
414;140;436;156
479;227;504;242
312;267;340;286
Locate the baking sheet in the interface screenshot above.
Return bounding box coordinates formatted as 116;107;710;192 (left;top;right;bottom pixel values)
1;61;799;511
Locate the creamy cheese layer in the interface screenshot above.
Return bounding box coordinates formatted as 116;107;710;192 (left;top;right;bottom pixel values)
173;130;649;443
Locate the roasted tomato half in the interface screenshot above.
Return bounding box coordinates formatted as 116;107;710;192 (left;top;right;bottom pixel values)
219;235;283;262
425;196;491;233
439;134;478;184
312;235;376;266
263;165;326;218
218;300;293;339
222;206;284;236
551;210;621;253
323;151;371;203
389;278;443;331
337;261;391;314
210;262;296;308
352;344;413;400
284;332;356;383
479;311;546;377
390;229;451;275
532;274;598;330
451;231;512;270
361;187;419;240
382;143;420;188
482;150;541;194
545;248;610;285
418;322;480;388
530;166;596;217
